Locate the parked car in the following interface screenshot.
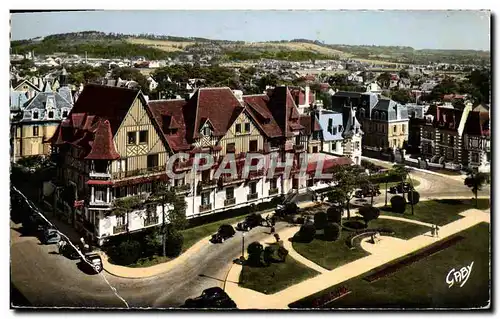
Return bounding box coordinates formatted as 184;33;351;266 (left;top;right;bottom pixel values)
275;202;299;217
389;182;414;194
59;240;81;260
354;185;381;198
80;252;103;274
210;224;236;243
183;287;237;308
41;227;61;244
236;213;264;231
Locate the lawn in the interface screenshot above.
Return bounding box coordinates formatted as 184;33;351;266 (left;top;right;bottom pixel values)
290;222;491;309
239;256;320;294
292;218;430;270
381;198;490;226
292;230;369;271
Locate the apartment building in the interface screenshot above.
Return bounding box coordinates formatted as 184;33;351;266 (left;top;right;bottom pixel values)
11;72;73;161
463;110;490;172
48;84;350;245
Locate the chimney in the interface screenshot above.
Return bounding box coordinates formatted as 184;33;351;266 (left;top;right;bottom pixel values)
232;90;244;102
305;84;310;106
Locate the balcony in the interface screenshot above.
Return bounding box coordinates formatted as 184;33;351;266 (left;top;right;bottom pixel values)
198;179;218;191
224;197;236;206
144;216;159;227
113;224;126;234
247;169;265;180
247;193;258;201
199;203;212;213
219;174;244;186
263;142;280;153
112;165;166;180
294;144;305;152
89;200;112;207
174;183;191;195
89;171;111;178
268;188;279;196
173;160;192;172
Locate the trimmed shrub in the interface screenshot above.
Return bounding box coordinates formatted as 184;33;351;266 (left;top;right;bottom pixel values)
390;195;407;214
313;212;328;229
407;190;420;205
165;231;184;257
323;223;341;241
144;233;162;256
263;244;289;263
218;224;235;238
109;240;141;265
247;241;265;267
293;224;316;243
358;206;381;225
326;205;343;224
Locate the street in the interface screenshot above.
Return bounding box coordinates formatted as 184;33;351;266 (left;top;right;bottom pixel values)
10;168;490;308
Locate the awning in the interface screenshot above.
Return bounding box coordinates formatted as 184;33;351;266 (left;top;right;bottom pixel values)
86;180;113;185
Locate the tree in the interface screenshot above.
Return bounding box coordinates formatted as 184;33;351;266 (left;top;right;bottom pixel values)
326;205;342;224
464;170;490;208
390;88;411;105
112;195;143;235
111;67;150;94
407;190;420;206
358;205;380;226
377;72;392;89
293;224;316;243
247;241;265;267
317;92;332;109
149;185;187;257
323;223;341;241
328;165;367;219
390;195;407;214
313;212;328;229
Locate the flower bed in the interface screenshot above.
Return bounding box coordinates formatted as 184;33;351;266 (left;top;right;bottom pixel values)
363;235;465;283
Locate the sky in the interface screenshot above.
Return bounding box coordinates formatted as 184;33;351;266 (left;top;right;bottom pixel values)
10;10;490;50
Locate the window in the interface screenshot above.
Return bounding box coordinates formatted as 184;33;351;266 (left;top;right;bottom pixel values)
48;111;54;119
244;123;250;133
201;192;210;205
226;187;234;199
472;153;479;163
338;125;343;132
393;125;397;133
32;110;39;120
312;146;318;153
62;110;68;118
402;125;405;134
116;215;125;227
249;140;258;152
202;169;210;181
115;187;126;198
328;119;333;133
117;159;127;172
139;130;148;144
249;182;257;194
332;126;337;135
202;127;211;136
449;136;454;146
355;141;360;150
270;178;277;189
174;177;185;187
360;108;365;118
226;142;236;153
235;123;241;134
32;126;39;137
127;131;136;145
94;186;107;202
373;111;379;119
147;154;159;169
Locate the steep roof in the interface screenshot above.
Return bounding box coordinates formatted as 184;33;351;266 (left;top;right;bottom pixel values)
465;111;490;136
299;114;322;135
68;84;140;134
147;99;190;152
49;84;141;159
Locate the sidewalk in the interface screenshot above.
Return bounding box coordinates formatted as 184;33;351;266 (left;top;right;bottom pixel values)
224;202;491;309
101;201;321;279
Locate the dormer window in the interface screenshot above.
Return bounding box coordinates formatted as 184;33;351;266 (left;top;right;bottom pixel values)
359;108;365;118
62;110;68;118
48;111;54;119
32;110;39;120
373;111;379;119
338;125;343;132
202;126;211;136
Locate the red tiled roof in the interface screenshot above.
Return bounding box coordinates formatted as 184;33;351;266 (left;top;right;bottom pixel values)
306;157;352;173
243;94;283;138
49;84;141;158
188;88;244;140
435;107;464;131
299;114;322;135
147;99;191;152
85;120;120;160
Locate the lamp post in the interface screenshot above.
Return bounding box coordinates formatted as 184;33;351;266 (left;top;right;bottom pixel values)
241;232;246;261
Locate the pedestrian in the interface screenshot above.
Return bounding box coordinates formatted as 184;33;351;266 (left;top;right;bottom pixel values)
371;234;375;244
270;226;275;234
436;225;440;238
274;233;280;242
431;225;435;237
58;239;66;254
